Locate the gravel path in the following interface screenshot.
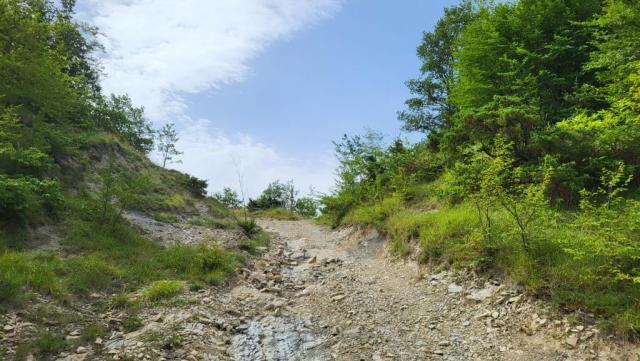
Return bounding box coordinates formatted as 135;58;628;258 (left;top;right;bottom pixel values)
46;219;637;361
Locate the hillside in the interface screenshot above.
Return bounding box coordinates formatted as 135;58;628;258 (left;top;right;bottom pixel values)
0;2;269;359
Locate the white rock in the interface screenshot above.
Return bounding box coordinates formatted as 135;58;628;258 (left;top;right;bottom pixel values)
448;283;463;294
466;288;494;302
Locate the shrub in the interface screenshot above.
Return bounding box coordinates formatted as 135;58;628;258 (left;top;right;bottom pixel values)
31;331;67;356
182;174;208;198
237;218;260;237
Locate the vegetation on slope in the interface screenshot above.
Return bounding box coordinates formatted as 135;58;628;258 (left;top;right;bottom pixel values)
0;5;265;357
321;0;640;337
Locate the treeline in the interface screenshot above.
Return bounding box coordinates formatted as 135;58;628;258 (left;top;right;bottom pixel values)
321;0;640;336
213;181;320;219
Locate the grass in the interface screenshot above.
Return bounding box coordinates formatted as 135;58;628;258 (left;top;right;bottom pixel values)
341;187;640;338
14;331;68;359
142;280;185;302
0;207;247;305
153;212;179;224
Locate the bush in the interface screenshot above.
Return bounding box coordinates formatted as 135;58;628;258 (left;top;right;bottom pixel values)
182;174;208;198
237;219;260;237
295;197;319;218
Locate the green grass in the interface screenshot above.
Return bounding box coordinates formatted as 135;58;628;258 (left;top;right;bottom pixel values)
0;206;247;306
153;212;179;224
142;280;185;302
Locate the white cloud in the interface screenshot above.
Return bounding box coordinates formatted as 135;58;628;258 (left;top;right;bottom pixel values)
85;0;341;120
166;119;337;197
82;0;341;195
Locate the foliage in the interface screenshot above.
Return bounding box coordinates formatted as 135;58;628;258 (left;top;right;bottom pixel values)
248;180;297;211
94;95;154;154
213;187;242;208
322;0;640;337
182;174;208;198
157;122;182;168
399;0;477;134
295;197;319;218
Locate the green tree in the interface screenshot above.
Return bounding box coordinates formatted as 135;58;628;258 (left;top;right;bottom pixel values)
157;123;183;168
398;0;477;135
213;187;241;208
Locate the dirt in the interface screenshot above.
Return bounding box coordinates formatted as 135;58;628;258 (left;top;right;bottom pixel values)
4;219;638;360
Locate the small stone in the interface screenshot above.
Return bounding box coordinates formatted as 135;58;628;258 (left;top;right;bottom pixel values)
580;331;594;341
507;295;522;304
433;349;444;355
565;334;579;348
331;294;346;302
438;340;450;347
3;325;14;332
491;311;499;319
462;321;471;327
448;283;463;294
76;346;87;354
576;325;585;332
95;337;103;345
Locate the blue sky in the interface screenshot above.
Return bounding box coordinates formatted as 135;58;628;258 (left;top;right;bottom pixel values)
84;0;458;196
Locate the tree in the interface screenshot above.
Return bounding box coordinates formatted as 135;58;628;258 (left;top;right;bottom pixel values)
156;123;183;168
398;0;478;135
94;95;154;153
213;187;242;208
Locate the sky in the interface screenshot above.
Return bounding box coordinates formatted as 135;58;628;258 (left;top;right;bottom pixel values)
79;0;458;197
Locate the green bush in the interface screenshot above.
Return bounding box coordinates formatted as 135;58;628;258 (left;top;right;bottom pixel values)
237;218;260;237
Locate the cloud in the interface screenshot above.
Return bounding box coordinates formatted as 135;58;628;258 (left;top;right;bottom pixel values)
165;119;337;197
82;0;341;194
84;0;341;120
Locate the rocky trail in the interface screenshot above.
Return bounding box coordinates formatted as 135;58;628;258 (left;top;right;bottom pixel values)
19;220;638;361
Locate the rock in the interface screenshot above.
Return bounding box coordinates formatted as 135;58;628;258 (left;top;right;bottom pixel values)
507;295;522;304
438;340;451;347
433;349;444;355
448;283;463;294
565;334;579;349
95;337;103;345
3;325;14;332
466;288;495;302
76;346;87;354
331;294;346;302
580;331;594;341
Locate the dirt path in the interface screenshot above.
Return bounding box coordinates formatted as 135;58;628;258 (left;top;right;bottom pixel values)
92;219;637;361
